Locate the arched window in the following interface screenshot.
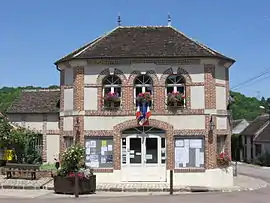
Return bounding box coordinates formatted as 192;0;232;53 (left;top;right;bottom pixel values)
102;75;122;108
166;75;185;107
134;74;153;106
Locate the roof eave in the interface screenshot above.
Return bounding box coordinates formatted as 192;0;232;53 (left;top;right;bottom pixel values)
55;55;235;64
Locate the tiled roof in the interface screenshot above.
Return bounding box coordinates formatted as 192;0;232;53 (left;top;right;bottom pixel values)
241;115;269;136
255;123;270;142
6;89;60;114
55;26;235;64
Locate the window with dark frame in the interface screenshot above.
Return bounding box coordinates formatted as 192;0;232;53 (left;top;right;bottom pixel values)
64;136;73;148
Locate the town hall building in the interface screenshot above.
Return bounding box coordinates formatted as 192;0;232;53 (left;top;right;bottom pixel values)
7;22;235;187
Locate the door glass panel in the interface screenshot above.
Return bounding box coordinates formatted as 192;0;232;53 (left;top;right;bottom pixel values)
146;138;158;164
161;137;166;164
122;138;126;164
130;138;141;164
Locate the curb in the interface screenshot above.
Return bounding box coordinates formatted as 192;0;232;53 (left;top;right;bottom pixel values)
0;185;260;193
1;181;269;193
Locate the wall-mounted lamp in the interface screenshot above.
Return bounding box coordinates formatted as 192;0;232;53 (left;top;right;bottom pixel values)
209;116;215;131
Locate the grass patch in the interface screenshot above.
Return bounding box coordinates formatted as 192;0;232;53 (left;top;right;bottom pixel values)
40;163;56;171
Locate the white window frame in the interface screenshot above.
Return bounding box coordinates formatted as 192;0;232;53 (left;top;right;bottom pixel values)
133;74;153;105
102;75;122;106
165;75;186;107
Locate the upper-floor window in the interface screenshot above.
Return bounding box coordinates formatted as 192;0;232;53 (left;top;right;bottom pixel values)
134;74;153;107
102;75;121;108
166;75;185;107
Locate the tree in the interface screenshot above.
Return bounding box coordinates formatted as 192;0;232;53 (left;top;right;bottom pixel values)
0;117;42;164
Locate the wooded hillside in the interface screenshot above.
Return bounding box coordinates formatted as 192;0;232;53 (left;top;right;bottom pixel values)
0;86;269;121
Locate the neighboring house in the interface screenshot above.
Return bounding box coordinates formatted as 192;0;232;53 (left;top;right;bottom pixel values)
7;24;235;187
232;119;250;161
240;114;269;162
232;119;250;135
6;89;60;163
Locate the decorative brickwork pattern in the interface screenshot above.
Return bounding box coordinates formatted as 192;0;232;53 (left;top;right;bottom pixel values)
73;67;85;145
113;119;174;170
86;58;201;66
205;115;217;169
204;64;216;109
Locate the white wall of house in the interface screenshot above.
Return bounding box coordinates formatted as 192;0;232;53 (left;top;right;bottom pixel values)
46;134;60;163
215;64;226;84
82;115;205;131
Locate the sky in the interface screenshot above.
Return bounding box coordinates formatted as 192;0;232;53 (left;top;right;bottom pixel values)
1;0;270;98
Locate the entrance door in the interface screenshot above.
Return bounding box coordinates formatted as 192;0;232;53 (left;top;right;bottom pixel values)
121;134;166;182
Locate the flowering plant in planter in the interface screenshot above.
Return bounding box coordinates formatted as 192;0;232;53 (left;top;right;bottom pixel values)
167;91;185;107
217;152;231;167
136;92;152;104
57;144;91;177
54;144;96;194
103;92;120;108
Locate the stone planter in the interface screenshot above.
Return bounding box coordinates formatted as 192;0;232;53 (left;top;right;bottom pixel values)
53;175;96;194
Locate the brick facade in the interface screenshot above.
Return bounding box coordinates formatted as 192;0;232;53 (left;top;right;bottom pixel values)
60;59;231;173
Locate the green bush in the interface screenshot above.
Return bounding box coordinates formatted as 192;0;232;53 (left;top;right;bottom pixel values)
0;116;42;164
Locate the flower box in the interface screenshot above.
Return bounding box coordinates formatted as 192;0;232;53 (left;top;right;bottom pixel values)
136;92;152;104
217;152;231;168
53;175;96;194
103;92;120;108
167;92;185;107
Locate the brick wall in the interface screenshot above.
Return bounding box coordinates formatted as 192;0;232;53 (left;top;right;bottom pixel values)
59;59;231;172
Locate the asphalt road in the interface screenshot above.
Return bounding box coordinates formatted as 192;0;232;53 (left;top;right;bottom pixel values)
1;164;270;203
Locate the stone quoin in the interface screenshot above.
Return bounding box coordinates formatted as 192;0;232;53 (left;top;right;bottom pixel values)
7;25;235;187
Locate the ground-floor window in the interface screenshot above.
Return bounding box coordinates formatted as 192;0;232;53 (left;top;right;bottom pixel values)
85;137;113;168
35;134;43;156
64;136;73;148
174;137;204;168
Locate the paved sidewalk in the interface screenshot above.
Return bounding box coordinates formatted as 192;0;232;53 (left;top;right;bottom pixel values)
0;175;268;199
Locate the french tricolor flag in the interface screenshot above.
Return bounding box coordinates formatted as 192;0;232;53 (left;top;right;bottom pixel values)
136;102;151;126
